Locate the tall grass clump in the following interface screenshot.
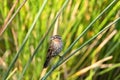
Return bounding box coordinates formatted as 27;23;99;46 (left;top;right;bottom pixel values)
0;0;120;80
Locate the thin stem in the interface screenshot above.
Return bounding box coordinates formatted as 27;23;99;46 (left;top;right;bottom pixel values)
41;0;69;80
60;17;120;68
0;0;19;36
41;0;118;79
17;0;48;79
19;0;69;79
3;0;27;79
42;17;120;80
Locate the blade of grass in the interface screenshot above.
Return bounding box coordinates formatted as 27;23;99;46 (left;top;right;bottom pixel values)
18;0;69;79
2;0;27;79
98;1;120;31
98;63;120;76
59;17;120;72
42;17;120;79
0;0;27;36
62;0;118;58
41;0;118;79
105;38;120;57
6;68;17;80
70;56;112;79
2;0;47;79
0;0;18;36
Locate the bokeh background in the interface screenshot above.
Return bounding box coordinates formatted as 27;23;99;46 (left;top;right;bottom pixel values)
0;0;120;80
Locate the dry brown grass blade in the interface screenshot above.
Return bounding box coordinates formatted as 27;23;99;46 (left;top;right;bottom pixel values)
92;29;117;63
6;67;18;80
11;27;18;51
53;13;59;36
0;0;18;36
40;12;61;79
70;56;113;78
95;30;117;54
40;68;47;79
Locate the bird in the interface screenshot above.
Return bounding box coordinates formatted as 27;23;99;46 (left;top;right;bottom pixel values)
43;35;63;68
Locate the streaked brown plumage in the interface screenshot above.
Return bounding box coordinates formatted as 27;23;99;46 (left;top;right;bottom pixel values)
43;35;63;68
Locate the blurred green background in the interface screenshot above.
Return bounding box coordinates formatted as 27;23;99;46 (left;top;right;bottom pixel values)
0;0;120;80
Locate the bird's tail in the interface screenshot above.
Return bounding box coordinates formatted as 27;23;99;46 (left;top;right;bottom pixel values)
43;56;51;68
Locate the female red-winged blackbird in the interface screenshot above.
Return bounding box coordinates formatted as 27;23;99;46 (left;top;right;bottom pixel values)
43;35;63;68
